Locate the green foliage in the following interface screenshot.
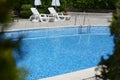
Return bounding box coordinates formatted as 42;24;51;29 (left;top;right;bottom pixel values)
116;0;120;9
96;0;120;80
20;10;32;18
0;0;27;80
0;36;28;80
21;4;32;10
110;0;120;38
13;0;21;9
13;0;117;18
110;12;120;36
0;0;14;23
18;67;28;80
95;0;116;9
20;4;32;18
75;0;95;9
72;0;116;10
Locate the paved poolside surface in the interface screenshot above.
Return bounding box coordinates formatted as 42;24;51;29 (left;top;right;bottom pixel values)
5;12;112;80
39;67;97;80
6;12;112;31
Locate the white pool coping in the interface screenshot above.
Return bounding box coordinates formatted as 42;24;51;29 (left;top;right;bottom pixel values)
38;67;96;80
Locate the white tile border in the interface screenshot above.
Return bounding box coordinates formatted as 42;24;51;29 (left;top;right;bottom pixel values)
38;67;96;80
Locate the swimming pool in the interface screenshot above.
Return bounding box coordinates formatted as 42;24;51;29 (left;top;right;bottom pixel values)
5;26;114;80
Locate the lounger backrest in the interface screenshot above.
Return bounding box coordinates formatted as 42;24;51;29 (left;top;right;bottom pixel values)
48;7;57;14
30;8;40;15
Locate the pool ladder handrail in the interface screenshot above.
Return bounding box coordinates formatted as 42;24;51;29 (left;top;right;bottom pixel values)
80;12;91;34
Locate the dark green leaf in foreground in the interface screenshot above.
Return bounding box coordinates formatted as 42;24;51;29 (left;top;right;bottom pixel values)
0;0;27;80
96;0;120;80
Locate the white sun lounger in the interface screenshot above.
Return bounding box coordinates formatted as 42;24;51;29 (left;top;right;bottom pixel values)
30;8;54;22
48;7;70;21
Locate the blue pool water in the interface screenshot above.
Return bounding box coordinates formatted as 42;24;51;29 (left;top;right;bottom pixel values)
5;26;114;80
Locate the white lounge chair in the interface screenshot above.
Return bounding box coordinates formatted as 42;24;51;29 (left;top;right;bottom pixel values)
29;8;51;22
48;7;71;21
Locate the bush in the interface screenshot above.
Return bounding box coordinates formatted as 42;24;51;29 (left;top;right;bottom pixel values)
20;4;32;18
21;4;32;10
20;10;32;18
96;0;120;79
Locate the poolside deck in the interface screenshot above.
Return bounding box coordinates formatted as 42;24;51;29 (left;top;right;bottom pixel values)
39;67;96;80
6;12;112;31
4;12;112;80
